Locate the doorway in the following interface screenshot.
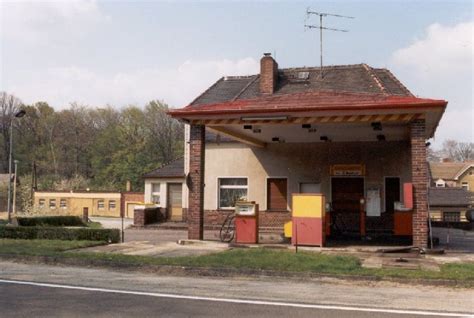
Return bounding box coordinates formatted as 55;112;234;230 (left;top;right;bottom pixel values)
385;177;400;213
330;177;364;235
167;183;183;221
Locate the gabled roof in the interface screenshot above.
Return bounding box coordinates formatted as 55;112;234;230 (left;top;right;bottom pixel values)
429;162;473;181
190;64;413;107
454;163;474;180
429;187;470;207
143;158;184;179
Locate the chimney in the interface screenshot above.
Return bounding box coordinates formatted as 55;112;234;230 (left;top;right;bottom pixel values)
259;53;278;94
126;180;131;192
442;158;453;163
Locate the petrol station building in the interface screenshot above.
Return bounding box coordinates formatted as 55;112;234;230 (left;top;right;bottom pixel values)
169;54;447;248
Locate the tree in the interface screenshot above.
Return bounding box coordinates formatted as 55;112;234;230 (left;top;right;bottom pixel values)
0;92;22;172
439;139;474;162
144;100;184;164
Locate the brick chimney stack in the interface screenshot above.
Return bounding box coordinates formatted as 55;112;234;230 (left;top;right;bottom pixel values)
259;53;278;94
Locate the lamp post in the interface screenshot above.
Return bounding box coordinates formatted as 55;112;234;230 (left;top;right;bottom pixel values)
7;109;26;224
12;160;19;216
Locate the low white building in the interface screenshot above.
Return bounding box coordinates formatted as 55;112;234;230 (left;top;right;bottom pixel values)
143;158;186;221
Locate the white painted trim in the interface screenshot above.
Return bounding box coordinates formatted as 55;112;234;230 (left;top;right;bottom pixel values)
0;279;468;317
216;176;249;210
265;176;289;211
454;164;474;180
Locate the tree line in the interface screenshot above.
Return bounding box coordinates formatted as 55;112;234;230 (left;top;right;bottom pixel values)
0;92;183;192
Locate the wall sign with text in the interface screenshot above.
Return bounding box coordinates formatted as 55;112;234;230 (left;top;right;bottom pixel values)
330;164;366;176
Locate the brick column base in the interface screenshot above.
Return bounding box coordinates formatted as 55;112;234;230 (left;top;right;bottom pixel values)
410;119;428;248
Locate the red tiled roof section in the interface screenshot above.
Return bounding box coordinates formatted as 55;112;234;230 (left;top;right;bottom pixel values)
170;91;447;117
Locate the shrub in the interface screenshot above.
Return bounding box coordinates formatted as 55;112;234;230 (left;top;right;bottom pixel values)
17;216;86;227
0;226;120;243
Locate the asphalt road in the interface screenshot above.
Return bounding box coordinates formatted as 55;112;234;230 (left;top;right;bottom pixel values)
0;281;466;318
0;261;472;318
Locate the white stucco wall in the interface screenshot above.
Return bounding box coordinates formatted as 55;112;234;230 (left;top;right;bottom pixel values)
201;141;412;211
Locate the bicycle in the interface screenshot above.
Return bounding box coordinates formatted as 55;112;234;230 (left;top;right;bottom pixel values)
219;212;236;242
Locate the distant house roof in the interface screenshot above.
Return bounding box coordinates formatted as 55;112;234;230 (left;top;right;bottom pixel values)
190;64;413;107
429;162;473;181
429;187;470;207
143;158;185;179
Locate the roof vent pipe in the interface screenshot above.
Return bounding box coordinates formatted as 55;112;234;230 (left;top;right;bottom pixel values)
260;53;278;94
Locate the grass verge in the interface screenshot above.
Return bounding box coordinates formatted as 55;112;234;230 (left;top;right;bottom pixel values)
0;239;106;255
0;240;473;285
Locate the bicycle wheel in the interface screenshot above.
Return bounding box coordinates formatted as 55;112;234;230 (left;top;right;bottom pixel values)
219;214;235;243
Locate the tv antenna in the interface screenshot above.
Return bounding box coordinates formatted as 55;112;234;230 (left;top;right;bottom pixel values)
304;9;354;78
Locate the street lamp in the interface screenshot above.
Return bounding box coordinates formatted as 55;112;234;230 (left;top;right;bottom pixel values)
7;109;26;224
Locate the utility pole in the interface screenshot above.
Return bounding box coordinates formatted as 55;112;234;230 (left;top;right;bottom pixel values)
304;9;354;78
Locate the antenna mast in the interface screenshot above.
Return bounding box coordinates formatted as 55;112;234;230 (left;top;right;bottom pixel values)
304;9;354;78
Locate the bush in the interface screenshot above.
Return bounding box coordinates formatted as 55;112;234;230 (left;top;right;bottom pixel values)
0;226;120;243
17;216;86;227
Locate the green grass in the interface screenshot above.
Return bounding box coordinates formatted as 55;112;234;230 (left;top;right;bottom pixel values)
0;240;473;284
87;222;103;229
0;239;106;256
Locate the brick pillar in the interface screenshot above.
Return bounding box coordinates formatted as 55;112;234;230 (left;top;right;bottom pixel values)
188;125;205;240
410;119;428;248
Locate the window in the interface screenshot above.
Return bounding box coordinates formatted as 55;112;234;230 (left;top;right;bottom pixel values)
151;183;161;204
443;212;460;222
60;199;67;209
218;178;248;209
267;178;288;211
49;199;56;209
109;200;116;210
97;200;105;210
39;199;45;208
462;182;469;191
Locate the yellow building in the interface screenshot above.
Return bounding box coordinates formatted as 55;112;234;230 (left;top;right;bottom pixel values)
33;191;122;218
429;162;474;222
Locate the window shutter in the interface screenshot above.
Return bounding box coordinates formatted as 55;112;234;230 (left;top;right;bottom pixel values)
267;178;288;211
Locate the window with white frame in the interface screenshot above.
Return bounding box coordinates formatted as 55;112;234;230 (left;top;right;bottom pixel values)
151;183;161;204
97;200;105;210
109;200;116;210
49;199;56;209
60;199;67;209
218;178;248;209
462;182;469;191
39;199;45;208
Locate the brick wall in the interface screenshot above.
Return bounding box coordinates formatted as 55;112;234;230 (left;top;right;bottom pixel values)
410;120;429;248
121;192;144;217
188;125;205;239
204;209;291;233
259;54;278;94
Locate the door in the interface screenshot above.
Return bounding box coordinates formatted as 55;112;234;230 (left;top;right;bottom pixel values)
267;178;288;211
385;177;400;213
167;183;183;221
331;177;364;234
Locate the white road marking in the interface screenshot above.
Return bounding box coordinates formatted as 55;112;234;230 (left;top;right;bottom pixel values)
0;279;471;317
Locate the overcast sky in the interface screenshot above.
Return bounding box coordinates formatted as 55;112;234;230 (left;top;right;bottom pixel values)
0;0;472;146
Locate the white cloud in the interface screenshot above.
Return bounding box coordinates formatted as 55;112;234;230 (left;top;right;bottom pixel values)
6;57;260;108
389;21;474;146
0;0;109;45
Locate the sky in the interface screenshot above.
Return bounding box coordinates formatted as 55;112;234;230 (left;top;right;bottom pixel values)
0;0;472;147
